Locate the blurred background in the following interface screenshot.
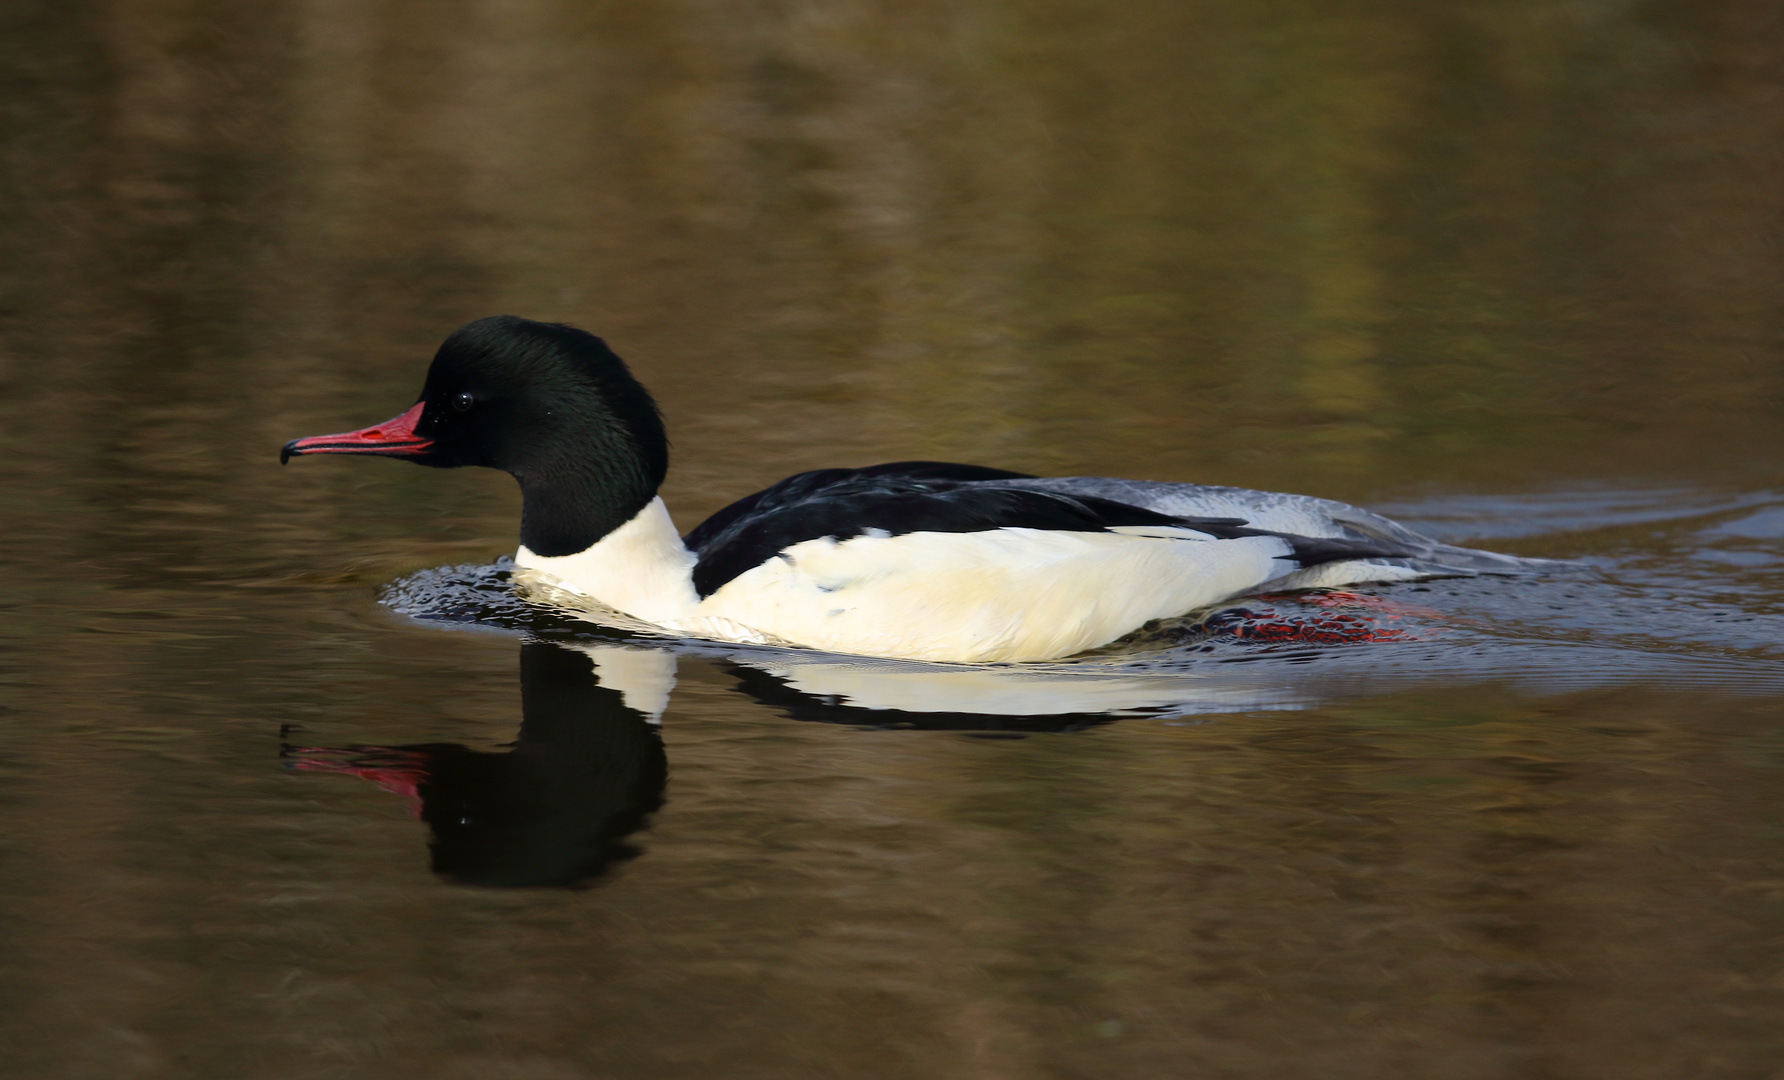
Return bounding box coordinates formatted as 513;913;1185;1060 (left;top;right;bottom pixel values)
1;0;1782;1077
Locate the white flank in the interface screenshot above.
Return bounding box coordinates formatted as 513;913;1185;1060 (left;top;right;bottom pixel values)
696;528;1296;663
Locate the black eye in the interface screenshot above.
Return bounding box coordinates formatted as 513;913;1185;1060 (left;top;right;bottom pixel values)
452;392;475;413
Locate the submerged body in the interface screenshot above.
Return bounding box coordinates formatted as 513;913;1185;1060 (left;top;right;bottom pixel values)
284;316;1544;664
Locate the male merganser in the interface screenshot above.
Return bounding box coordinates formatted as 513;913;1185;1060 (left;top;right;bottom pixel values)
283;316;1538;663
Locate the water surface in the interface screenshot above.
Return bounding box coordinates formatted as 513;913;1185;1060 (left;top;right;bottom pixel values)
2;1;1783;1077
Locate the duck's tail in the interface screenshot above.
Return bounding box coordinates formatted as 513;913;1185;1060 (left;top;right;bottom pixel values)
998;476;1567;584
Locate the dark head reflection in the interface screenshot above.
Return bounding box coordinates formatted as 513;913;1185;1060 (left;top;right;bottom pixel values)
286;642;668;887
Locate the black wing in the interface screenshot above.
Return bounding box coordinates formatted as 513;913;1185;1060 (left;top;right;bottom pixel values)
684;461;1406;598
683;461;1038;553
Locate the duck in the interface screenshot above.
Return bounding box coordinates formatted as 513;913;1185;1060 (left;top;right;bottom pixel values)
283;315;1540;663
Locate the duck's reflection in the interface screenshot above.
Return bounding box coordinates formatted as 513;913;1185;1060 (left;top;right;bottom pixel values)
285;610;1344;885
285;641;669;888
722;663;1129;733
707;633;1322;730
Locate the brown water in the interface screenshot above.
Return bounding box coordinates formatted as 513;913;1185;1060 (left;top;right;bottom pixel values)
4;1;1784;1076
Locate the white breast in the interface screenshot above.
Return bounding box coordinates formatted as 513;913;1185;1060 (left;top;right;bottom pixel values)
513;497;700;625
693;527;1296;663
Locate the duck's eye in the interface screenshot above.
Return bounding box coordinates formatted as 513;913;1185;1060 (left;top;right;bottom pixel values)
452;392;475;413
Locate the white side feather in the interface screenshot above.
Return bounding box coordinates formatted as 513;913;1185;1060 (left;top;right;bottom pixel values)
696;528;1295;663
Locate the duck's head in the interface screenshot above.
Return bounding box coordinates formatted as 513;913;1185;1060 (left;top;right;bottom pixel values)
283;316;668;556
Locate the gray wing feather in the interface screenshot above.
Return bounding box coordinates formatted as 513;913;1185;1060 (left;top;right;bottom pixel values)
983;477;1555;579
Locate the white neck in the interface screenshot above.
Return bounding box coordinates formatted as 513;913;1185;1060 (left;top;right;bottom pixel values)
513;496;700;625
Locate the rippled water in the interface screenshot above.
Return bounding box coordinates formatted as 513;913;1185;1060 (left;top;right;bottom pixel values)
387;482;1784;714
4;0;1784;1077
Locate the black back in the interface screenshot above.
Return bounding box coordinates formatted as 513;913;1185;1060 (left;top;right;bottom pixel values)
683;461;1037;552
684;461;1407;597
